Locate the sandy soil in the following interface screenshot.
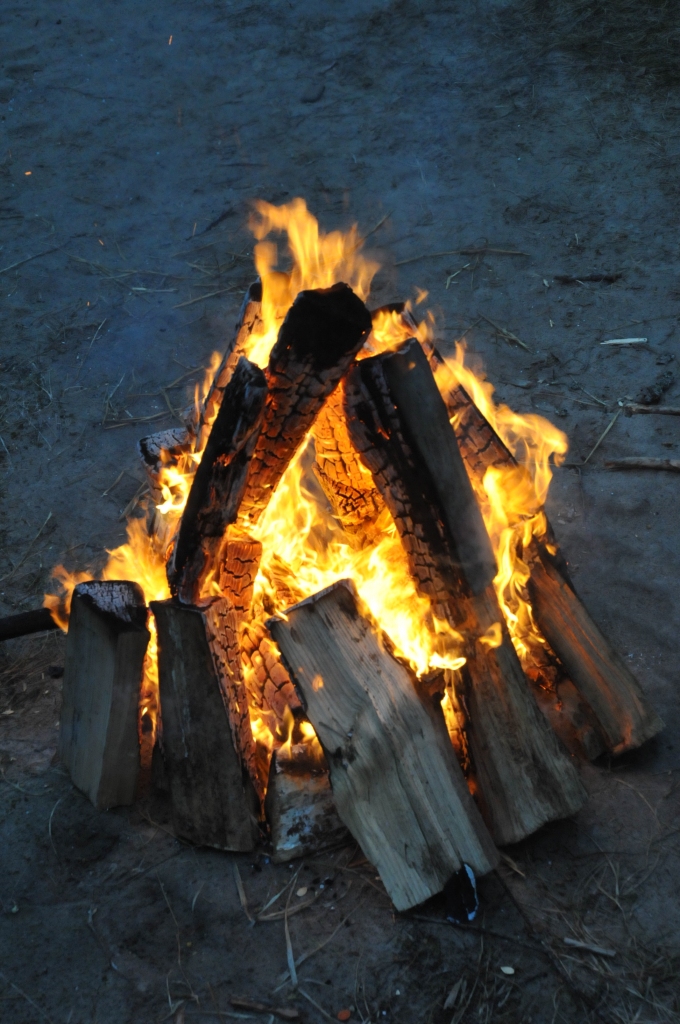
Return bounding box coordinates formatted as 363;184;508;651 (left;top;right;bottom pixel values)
1;0;679;1021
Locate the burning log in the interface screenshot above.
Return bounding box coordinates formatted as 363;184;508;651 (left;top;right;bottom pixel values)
527;545;663;753
265;747;348;862
442;372;662;754
167;357;267;604
312;382;387;546
58;581;149;809
151;598;260;850
196;280;263;452
138;425;192;557
268;580;499;911
345;340;586;845
238;283;373;524
217;533;262;621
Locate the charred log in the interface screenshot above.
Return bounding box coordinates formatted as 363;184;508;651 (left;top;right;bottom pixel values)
0;607;60;642
345;340;586;845
167;357;267;604
238;283;372;524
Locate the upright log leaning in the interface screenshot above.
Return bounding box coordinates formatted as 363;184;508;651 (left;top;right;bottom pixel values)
151;598;260;850
345;340;586;845
443;372;663;754
59;580;149;809
269;580;499;910
237;282;373;524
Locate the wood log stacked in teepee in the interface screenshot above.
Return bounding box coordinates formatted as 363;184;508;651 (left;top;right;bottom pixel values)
55;278;663;912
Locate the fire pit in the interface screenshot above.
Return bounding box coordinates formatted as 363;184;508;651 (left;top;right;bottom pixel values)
41;199;662;912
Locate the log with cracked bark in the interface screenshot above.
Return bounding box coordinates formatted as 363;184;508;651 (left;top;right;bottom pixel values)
237;283;373;524
268;580;499;911
59;580;150;810
167;357;267;604
434;353;662;755
345;339;586;845
151;598;261;849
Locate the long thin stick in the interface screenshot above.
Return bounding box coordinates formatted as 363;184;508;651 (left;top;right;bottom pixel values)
232;861;254;923
605;458;680;473
478;313;531;352
625;404;680;416
0;246;60;277
0;970;53;1023
173;286;238;309
395;247;529;267
581;407;622;465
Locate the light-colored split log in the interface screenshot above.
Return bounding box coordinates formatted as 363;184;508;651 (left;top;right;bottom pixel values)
59;580;149;809
265;749;348;863
151;598;260;850
268;580;499;912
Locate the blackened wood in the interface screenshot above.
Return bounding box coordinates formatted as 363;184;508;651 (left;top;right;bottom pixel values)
138;426;193;558
312;382;386;546
269;580;499;911
238;283;373;524
59;581;149;809
0;607;59;641
528;545;663;753
345;342;586;845
197;280;263;452
151;598;260;849
167;357;267;604
265;748;348;862
436;358;661;755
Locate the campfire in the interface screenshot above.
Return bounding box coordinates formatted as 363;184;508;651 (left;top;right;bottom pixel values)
44;200;662;912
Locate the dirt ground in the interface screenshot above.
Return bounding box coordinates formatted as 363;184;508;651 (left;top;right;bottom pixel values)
1;0;680;1021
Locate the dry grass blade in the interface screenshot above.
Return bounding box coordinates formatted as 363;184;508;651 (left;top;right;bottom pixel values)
0;246;60;276
0;511;53;583
395;247;529;266
297;990;334;1021
232;860;254;923
0;970;54;1023
478;313;532;351
580;407;622;465
173;286;238;308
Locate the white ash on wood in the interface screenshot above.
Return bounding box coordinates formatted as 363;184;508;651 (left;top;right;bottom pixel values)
59;580;149;810
268;580;499;912
265;748;349;862
345;339;586;845
151;598;260;850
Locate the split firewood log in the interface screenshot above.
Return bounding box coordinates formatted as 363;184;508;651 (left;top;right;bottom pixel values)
167;357;267;604
438;362;662;754
151;598;261;849
59;581;150;809
237;283;373;524
268;580;499;910
345;339;586;845
138;425;192;558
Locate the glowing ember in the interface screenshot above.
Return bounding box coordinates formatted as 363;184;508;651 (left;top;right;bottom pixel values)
44;197;568;779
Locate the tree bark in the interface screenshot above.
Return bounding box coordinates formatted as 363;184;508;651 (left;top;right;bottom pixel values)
151;598;260;849
59;581;149;809
345;340;586;845
237;283;373;525
167;357;267;604
268;580;499;911
264;748;348;863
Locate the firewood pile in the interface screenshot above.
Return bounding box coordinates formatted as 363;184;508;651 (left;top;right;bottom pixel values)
53;276;663;913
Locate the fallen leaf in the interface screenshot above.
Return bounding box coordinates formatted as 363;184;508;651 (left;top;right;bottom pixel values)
337;1011;351;1021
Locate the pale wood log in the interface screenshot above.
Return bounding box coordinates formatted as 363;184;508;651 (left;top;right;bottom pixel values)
167;357;267;604
151;598;260;849
196;280;263;452
59;581;149;809
265;748;348;863
527;545;664;753
238;283;372;524
345;340;586;845
312;381;386;546
269;580;499;912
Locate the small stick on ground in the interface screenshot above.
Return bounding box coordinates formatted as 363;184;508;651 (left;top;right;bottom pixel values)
624;404;680;416
605;457;680;473
579;407;622;465
478;313;531;351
